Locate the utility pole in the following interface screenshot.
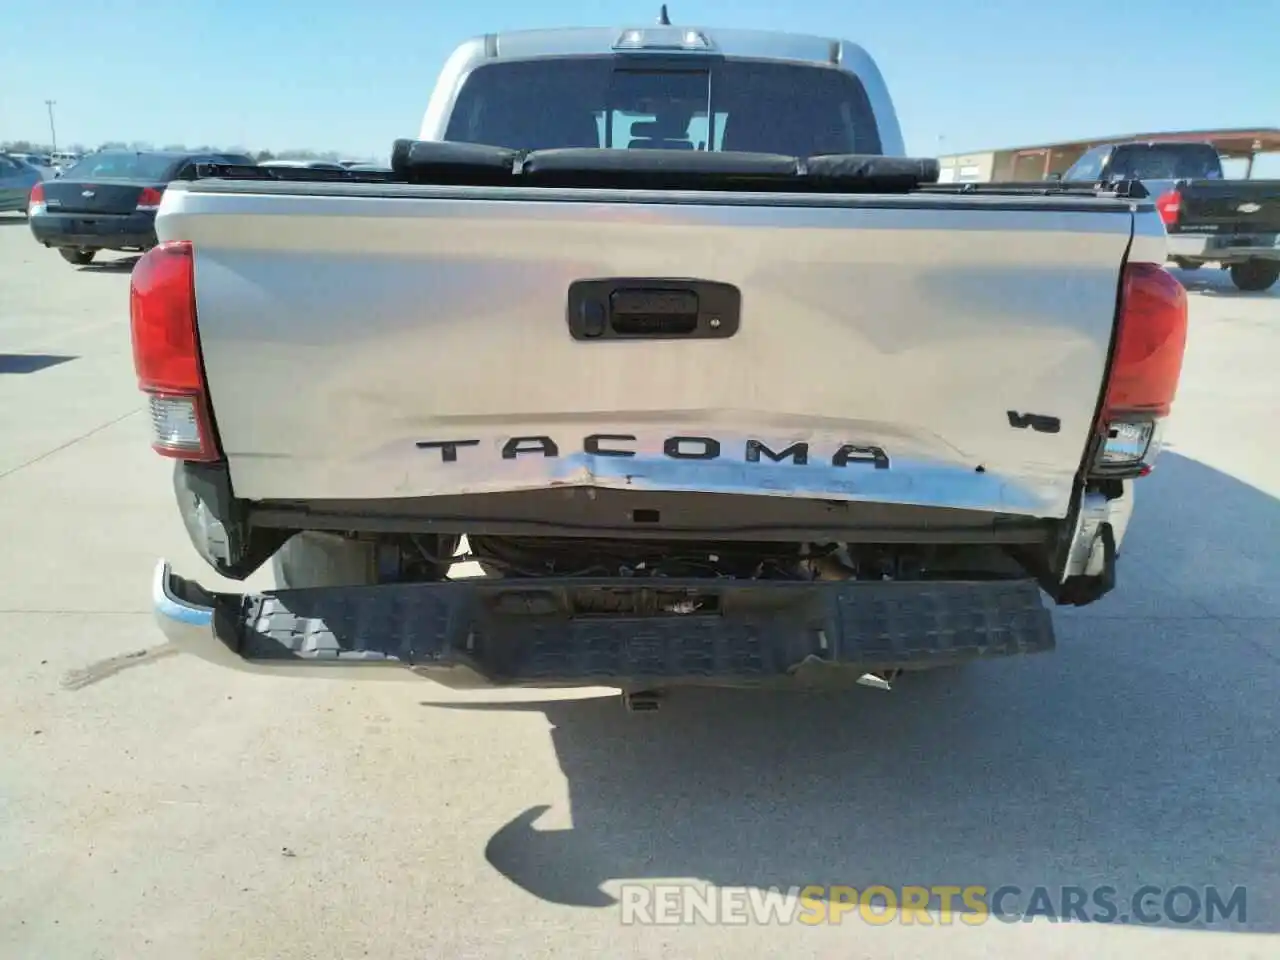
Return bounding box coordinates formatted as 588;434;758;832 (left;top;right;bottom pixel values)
45;100;58;154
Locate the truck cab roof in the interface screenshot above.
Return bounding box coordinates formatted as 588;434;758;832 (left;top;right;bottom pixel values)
477;25;855;64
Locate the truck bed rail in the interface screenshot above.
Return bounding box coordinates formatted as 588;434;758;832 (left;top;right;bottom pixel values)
187;139;1148;198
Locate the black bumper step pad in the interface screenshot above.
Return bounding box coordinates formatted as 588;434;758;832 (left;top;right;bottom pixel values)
222;577;1055;686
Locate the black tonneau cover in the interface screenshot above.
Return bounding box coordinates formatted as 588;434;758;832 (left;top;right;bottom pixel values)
193;138;944;194
189;137;1150;200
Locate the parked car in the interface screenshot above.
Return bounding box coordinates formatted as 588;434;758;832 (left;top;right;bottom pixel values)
8;153;54;176
0;153;44;214
138;25;1186;703
27;150;254;265
1058;140;1280;291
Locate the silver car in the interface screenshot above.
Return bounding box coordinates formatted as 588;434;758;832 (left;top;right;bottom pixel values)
0;153;43;214
9;152;53;174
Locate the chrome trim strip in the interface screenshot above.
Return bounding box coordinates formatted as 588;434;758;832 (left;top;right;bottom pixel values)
152;559;214;627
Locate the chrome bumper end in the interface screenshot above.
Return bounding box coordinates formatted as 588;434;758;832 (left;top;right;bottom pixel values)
151;559;420;681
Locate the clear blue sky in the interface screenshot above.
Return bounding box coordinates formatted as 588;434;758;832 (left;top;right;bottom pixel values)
4;0;1278;163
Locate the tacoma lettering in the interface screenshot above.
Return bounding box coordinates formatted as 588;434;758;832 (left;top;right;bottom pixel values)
663;436;720;460
414;439;480;462
584;433;637;457
833;444;890;469
502;436;559;459
416;436;890;469
745;439;809;465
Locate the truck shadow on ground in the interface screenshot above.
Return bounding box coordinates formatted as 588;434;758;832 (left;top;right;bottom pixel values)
423;452;1279;933
0;353;77;375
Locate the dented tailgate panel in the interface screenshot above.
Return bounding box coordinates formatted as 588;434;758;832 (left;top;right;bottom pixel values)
160;186;1135;519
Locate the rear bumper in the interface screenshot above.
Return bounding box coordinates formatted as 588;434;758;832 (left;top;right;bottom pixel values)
152;559;1056;687
1167;233;1280;262
29;210;156;251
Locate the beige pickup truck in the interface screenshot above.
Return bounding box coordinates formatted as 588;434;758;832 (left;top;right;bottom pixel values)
132;24;1188;706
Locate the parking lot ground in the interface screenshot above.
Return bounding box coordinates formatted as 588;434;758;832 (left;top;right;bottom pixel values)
0;213;1277;959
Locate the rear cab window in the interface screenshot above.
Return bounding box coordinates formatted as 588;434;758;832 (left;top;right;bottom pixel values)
1063;146;1110;182
63;153;181;180
443;56;882;157
1108;144;1223;181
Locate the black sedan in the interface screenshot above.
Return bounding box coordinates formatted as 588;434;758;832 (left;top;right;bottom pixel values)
28;150;253;266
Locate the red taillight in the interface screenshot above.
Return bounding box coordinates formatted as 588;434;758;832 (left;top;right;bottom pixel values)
136;186;165;212
1093;262;1188;478
1106;263;1188;417
1155;189;1181;227
28;181;46;215
129;241;221;461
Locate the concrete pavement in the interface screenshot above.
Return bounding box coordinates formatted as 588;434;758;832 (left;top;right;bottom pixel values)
0;212;1276;959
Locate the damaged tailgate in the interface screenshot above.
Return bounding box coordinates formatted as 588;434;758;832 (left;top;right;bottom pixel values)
163;168;1136;520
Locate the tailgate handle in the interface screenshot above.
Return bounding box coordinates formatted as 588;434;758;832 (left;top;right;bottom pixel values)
610;288;699;335
567;278;741;341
